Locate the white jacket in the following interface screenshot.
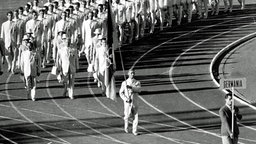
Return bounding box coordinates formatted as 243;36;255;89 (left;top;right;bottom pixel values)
20;49;41;78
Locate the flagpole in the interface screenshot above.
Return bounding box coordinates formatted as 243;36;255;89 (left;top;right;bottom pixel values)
118;45;131;100
231;87;234;139
107;0;130;100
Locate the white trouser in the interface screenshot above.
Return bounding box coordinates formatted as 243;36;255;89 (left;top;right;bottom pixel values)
124;102;138;133
221;136;238;144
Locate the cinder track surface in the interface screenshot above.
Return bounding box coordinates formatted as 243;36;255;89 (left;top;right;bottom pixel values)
220;36;256;103
1;1;256;144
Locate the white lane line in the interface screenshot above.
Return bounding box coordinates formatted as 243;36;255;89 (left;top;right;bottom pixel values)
0;91;115;117
169;22;256;142
0;115;108;141
0;133;18;144
45;73;129;144
139;98;220;137
210;32;256;110
239;137;256;143
0;127;69;143
1;12;252;144
170;22;256;117
132;15;256;67
0;92;198;143
5;74;70;144
0;101;120;132
209;30;256;133
129;14;256;143
86;74;200;144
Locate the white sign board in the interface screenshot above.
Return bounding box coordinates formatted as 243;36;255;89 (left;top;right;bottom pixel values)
220;78;246;89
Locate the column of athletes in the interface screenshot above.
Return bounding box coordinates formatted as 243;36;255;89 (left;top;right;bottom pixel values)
0;0;246;100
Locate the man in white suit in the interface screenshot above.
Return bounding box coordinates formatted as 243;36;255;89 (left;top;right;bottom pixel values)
1;11;17;72
13;10;25;73
125;0;135;43
119;69;141;136
113;0;126;46
54;11;71;38
20;41;41;101
18;7;31;23
45;4;57;63
54;11;72;62
56;33;79;99
33;0;41;12
94;34;106;88
38;9;52;68
26;10;43;51
81;11;99;72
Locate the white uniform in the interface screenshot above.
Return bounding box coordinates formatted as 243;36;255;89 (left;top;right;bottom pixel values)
113;2;126;45
119;77;141;134
54;19;72;61
20;49;41;100
81;18;98;68
56;42;78;99
149;0;158;12
94;42;107;84
55;19;72;42
134;0;141;39
1;20;17;55
125;0;135;43
13;18;25;46
26;19;43;48
81;18;98;50
12;18;25;71
149;0;157;33
20;49;41;79
39;16;52;46
98;11;108;38
1;20;18;72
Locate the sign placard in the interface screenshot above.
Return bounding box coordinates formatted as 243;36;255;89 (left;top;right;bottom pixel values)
220;78;246;89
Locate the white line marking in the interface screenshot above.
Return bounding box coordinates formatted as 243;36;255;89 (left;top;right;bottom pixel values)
86;73;189;144
5;74;70;144
129;14;256;143
239;137;256;143
45;73;129;144
169;20;256;142
0;91;115;117
0;88;192;143
0;133;18;144
0;127;72;143
132;19;235;139
208;28;256;134
0;114;112;141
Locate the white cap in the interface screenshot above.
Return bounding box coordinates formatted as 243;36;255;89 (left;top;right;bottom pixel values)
62;33;68;39
97;0;106;4
94;28;102;34
23;35;29;41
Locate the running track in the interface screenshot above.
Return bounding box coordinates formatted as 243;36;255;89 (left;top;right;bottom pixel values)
1;4;256;144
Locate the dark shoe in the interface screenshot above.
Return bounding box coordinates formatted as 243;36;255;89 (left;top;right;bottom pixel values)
63;90;67;97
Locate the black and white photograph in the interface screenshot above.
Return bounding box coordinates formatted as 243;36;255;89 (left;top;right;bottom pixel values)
0;0;256;143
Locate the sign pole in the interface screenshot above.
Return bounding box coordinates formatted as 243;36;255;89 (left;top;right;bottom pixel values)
231;87;234;139
220;78;246;140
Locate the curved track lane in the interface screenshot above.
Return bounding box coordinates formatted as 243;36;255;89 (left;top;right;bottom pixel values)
1;6;256;144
